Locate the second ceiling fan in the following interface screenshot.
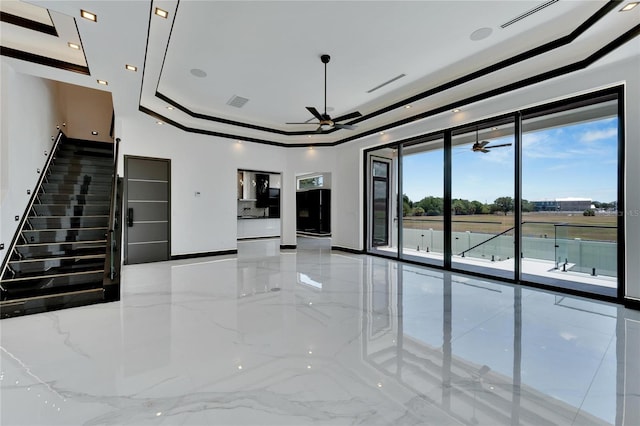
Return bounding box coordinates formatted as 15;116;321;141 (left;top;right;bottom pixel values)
287;54;362;132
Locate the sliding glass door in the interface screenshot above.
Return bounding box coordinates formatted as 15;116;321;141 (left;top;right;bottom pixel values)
451;121;516;280
521;93;620;297
365;87;622;300
401;136;444;266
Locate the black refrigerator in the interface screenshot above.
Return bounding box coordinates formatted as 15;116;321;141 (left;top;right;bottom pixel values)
296;189;330;234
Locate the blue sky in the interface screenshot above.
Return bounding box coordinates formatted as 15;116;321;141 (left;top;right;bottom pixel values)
402;117;618;204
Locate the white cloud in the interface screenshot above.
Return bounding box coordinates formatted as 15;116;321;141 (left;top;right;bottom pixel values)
580;127;617;143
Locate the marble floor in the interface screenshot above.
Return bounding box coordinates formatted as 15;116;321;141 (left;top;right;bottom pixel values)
1;237;639;425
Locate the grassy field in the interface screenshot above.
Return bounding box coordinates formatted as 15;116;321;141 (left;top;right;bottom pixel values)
402;213;618;241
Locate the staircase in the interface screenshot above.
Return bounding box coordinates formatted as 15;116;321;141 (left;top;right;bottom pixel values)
1;135;119;317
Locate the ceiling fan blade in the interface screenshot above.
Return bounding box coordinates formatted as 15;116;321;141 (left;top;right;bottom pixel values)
486;143;513;149
306;107;323;121
333;123;357;130
332;111;362;122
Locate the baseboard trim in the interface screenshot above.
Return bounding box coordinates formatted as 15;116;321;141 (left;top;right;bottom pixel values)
331;246;365;255
237;236;280;241
280;245;297;250
625;297;640;311
171;249;237;260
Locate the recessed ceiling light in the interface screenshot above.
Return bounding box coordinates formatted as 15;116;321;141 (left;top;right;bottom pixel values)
404;105;411;109
91;131;98;135
379;131;385;135
156;121;164;125
307;135;312;138
236;140;242;144
68;42;80;50
80;9;97;22
166;106;174;110
308;146;313;150
155;7;169;19
492;127;498;130
620;2;638;11
452;108;461;113
125;64;137;72
97;80;108;85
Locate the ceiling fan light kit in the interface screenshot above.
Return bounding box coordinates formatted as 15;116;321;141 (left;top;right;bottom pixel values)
286;54;362;133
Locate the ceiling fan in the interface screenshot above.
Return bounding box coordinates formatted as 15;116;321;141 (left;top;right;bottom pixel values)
471;127;512;153
287;54;362;132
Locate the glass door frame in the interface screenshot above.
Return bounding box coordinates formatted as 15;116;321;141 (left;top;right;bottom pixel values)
363;85;624;304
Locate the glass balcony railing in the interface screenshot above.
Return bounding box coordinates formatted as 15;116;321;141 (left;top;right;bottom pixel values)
554;224;617;277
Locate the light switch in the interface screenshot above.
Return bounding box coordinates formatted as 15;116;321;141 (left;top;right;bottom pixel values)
194;191;201;197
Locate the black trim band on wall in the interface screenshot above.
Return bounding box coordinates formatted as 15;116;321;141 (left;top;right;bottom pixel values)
0;12;58;36
0;46;90;75
280;245;297;250
170;249;237;260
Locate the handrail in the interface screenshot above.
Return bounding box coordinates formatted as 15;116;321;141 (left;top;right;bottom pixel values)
457;223;518;257
106;137;120;280
0;130;65;288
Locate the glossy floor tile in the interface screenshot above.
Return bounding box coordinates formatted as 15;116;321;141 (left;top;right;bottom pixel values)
1;237;639;425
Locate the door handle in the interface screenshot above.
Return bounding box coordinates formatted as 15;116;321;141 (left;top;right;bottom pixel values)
127;207;134;227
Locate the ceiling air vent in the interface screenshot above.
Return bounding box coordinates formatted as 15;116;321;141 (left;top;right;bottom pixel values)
227;95;249;108
500;0;559;29
367;74;406;94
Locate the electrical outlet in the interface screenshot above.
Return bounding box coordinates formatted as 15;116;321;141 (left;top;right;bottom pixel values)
0;243;4;250
44;150;48;156
27;189;31;195
15;215;19;221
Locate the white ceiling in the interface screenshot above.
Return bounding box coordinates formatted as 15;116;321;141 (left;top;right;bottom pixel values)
1;0;639;146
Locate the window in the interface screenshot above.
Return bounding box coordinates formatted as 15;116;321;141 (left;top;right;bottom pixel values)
364;87;623;299
297;175;323;190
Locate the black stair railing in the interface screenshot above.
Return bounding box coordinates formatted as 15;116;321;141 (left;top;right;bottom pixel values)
457;223;519;258
103;137;122;301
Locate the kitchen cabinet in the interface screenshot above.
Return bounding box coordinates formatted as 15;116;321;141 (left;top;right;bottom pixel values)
237;218;281;239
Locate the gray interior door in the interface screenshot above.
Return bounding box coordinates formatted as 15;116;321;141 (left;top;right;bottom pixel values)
124;156;170;264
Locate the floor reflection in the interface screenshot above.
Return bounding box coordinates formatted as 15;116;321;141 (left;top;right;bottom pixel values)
362;259;638;425
0;237;638;425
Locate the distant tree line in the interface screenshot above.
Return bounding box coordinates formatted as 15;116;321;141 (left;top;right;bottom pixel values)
403;195;614;217
404;195;537;217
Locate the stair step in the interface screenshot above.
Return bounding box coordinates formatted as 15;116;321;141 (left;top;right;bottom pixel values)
50;164;114;174
41;182;113;193
58;146;113;158
48;169;114;179
1;269;103;283
44;174;113;184
32;204;110;216
27;216;109;229
5;255;106;279
37;194;111;203
0;270;104;296
21;228;108;244
14;240;107;260
53;156;113;166
1;288;105;317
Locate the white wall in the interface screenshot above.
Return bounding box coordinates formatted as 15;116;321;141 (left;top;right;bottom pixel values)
0;63;63;266
117;116;295;254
